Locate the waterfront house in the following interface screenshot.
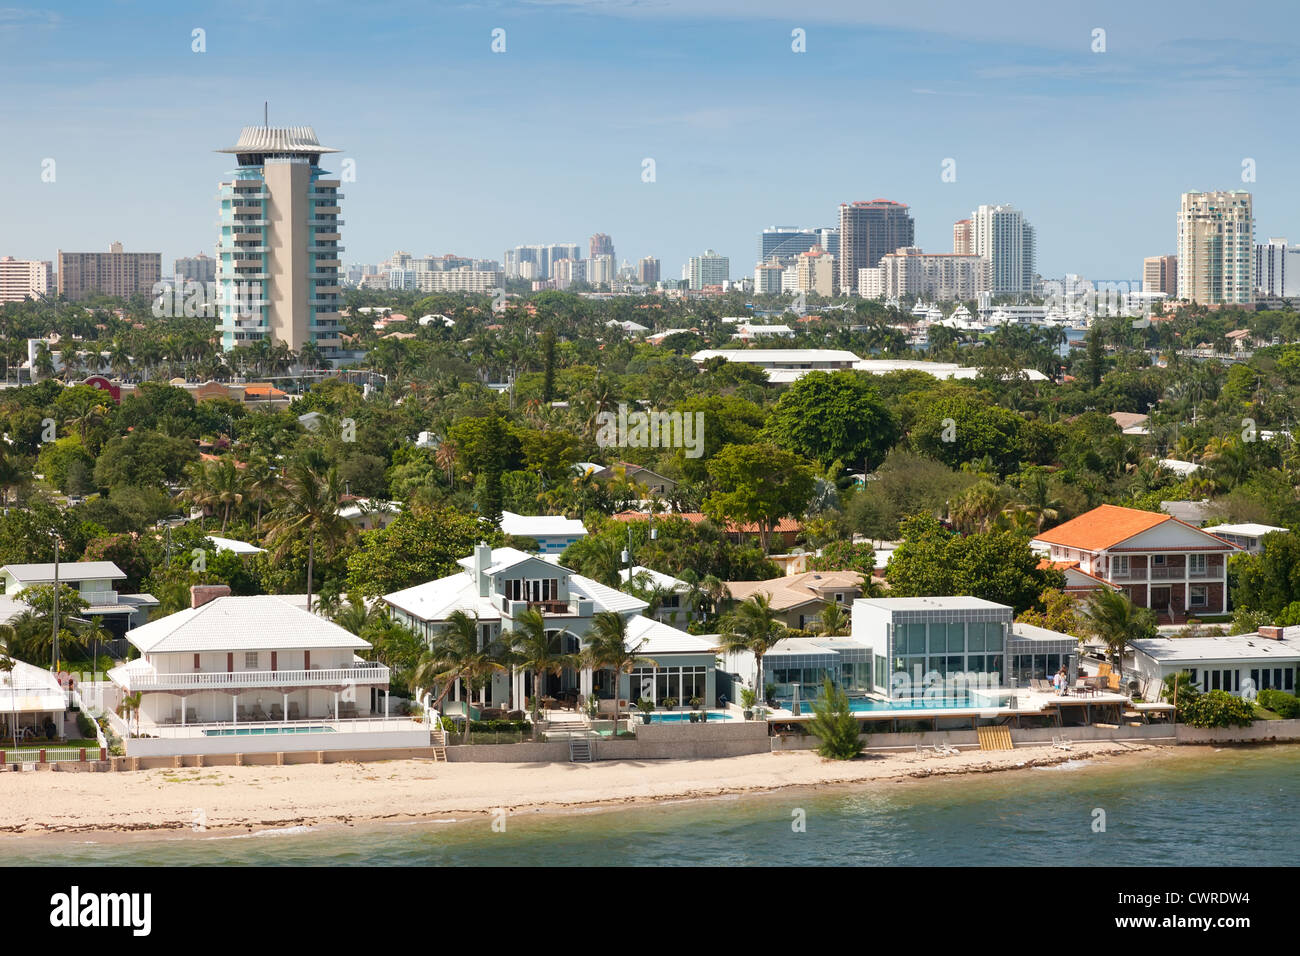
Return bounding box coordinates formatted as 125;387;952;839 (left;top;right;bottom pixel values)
383;545;717;709
1033;504;1238;621
0;560;158;637
618;565;700;626
1130;626;1300;698
0;656;70;743
106;585;424;756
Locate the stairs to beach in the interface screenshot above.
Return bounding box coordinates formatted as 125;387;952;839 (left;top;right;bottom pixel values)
430;723;448;762
977;725;1014;751
568;738;593;762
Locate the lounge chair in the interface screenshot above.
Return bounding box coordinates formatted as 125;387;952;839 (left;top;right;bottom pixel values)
1052;736;1073;751
270;704;284;721
237;706;252;721
288;703;302;721
185;708;198;724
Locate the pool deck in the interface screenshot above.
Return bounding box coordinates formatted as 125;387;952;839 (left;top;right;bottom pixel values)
767;688;1138;724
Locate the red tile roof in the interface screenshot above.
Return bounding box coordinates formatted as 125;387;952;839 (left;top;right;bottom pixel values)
1033;504;1172;551
611;511;802;534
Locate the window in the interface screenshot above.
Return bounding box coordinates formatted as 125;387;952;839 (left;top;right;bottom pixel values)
1113;555;1130;576
244;652;259;669
1153;554;1166;566
1190;585;1207;607
1189;554;1207;575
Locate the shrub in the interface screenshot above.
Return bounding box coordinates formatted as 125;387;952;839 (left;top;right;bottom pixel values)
805;677;864;760
1179;689;1256;728
1256;688;1300;719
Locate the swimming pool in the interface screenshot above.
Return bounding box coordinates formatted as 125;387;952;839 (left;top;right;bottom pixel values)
201;725;336;737
646;712;734;723
782;694;1014;714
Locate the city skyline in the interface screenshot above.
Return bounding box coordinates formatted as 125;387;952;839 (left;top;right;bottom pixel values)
3;1;1300;279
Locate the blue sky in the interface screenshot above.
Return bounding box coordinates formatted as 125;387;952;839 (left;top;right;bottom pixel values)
2;0;1299;280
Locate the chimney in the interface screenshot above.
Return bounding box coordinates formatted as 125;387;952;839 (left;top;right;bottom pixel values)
1258;625;1283;640
191;584;231;609
473;542;492;598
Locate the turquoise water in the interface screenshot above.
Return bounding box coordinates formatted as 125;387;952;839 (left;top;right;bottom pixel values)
648;712;734;723
202;726;334;737
6;745;1296;866
783;695;1007;713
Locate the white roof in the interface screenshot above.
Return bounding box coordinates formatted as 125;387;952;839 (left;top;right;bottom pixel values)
690;349;861;366
855;596;1011;613
852;359;1049;382
500;511;587;538
1203;523;1288;538
1;561;125;584
207;536;266;555
339;499;402;520
125;596;370;654
625;615;715;655
0;657;66;713
620;565;690;592
1131;633;1300;664
607;320;648;332
1158;459;1202;477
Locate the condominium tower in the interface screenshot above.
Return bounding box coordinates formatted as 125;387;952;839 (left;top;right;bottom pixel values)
687;250;729;290
878;247;988;301
0;257;54;303
637;256;661;285
837;200;914;294
215;126;344;357
1142;255;1178;296
1255;238;1300;299
971;204;1036;295
952;219;973;256
57;242;161;300
1176;191;1254;306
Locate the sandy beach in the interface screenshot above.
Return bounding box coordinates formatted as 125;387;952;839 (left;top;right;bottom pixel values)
0;741;1169;837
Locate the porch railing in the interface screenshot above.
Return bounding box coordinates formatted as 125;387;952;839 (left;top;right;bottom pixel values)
113;664;390;692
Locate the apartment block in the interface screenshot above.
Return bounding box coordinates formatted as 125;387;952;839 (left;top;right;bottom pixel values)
878;247;988;301
1143;255;1178;296
838;200;914;294
1176;191;1254;306
0;257;54;303
57;242;161;300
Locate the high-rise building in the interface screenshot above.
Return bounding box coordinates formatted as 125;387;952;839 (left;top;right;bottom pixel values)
215;126;344;356
754;261;785;294
1176;191;1254;306
857;267;885;300
585;254;616;287
1255;238;1300;299
638;256;661;285
1142;255;1178;296
817;227;840;260
878;247;988;301
175;252;217;285
759;227;820;263
971;204;1036;295
0;257;54;302
795;247;835;297
57;242;161;300
553;258;585;290
953;219;973;256
837;200;914;294
589;233;614;260
688;250;729;290
504;243;580;280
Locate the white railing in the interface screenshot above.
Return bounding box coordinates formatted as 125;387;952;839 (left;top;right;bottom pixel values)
136;716;424;739
115;664;390;692
4;747;93;764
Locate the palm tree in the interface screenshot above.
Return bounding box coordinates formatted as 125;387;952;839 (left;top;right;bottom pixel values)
331;595;378;636
0;632;20;746
1078;589;1155;680
815;601;849;637
503;608;578;733
582;611;656;721
116;690;143;738
410;610;506;741
264;454;352;612
718;594;789;707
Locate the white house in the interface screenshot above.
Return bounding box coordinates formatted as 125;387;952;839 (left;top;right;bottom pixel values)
1203;523;1288;555
499;511;588;555
383;545;716;710
106;586;425;756
619;565;699;625
0;656;70;744
1130;626;1300;697
0;561;158;635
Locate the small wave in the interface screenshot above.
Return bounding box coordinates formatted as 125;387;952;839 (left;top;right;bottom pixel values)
1033;759;1093;772
208;825;317;840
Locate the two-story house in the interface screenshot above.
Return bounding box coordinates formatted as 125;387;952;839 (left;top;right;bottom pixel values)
383;545;717;710
724;571;865;631
1033;504;1239;621
106;585;423;757
0;561;159;635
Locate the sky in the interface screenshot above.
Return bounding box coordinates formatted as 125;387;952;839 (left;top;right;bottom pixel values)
2;0;1300;281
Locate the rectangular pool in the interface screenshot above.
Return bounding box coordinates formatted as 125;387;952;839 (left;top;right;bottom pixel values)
782;694;1014;714
646;712;734;723
202;725;336;737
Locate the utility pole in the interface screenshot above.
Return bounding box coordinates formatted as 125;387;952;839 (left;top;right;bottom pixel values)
51;534;60;673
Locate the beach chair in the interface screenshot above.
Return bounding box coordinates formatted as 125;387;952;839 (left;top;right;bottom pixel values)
288;702;302;721
270;704;284;721
936;742;960;756
1052;736;1072;751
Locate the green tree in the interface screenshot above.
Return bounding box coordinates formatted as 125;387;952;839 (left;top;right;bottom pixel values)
345;507;493;596
504;607;579;733
265;454;352;612
1078;588;1155;679
411;610;506;741
717;594;788;709
805;677;864;760
807;540;876;576
765;370;900;470
704;443;815;552
582;611;656;718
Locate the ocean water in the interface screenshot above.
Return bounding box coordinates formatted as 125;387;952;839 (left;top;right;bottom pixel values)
6;745;1297;866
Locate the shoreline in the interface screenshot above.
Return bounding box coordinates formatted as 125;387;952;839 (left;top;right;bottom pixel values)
0;739;1209;843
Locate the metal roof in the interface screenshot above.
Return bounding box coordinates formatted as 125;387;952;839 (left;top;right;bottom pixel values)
217;125;339;154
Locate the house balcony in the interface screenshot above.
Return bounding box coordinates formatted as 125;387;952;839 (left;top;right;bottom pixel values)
111;663;390;693
499;597;593;617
